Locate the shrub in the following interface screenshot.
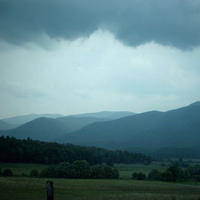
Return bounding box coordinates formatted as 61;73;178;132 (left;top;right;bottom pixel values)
148;169;162;181
132;172;146;180
29;169;39;177
3;168;13;176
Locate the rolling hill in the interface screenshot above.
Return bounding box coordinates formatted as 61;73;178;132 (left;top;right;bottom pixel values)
0;111;134;140
56;116;111;132
0;120;15;130
56;111;135;132
55;102;200;151
1;117;69;141
1;113;64;127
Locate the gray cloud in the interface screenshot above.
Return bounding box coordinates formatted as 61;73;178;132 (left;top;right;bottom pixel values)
1;0;200;49
0;80;46;99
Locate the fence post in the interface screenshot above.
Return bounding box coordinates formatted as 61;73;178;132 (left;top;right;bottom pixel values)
46;181;54;200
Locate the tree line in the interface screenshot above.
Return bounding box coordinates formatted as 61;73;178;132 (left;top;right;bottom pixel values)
36;160;119;179
0;136;152;165
132;164;200;182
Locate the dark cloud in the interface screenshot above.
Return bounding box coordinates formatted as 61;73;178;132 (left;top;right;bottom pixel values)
0;0;200;49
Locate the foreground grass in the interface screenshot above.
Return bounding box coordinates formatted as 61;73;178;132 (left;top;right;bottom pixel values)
1;162;200;199
0;177;200;200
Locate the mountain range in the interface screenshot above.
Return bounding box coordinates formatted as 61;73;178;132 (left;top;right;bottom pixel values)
0;102;200;156
0;111;134;141
1;113;64;128
55;102;200;151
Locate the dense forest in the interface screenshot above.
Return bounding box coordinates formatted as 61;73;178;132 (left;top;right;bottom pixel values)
0;136;151;165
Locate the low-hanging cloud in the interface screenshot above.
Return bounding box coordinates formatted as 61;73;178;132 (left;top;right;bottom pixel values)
1;0;200;49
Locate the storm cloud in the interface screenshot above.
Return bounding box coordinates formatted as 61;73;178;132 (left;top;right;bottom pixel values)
0;0;200;118
1;0;200;49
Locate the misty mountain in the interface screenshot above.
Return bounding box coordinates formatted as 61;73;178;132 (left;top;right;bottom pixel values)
67;111;135;119
0;111;136;141
0;120;15;130
1;113;64;127
56;116;111;132
56;111;134;132
1;117;68;141
55;102;200;151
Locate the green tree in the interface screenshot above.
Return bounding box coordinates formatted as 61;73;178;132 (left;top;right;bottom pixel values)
103;166;113;178
132;172;146;180
29;169;39;177
166;166;183;181
102;166;119;179
148;169;162;181
3;169;13;176
72;160;91;178
39;166;57;178
106;157;114;166
91;165;104;179
57;162;72;178
162;171;173;182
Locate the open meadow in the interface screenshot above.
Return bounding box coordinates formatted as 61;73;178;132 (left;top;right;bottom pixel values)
0;161;170;178
0;177;200;200
1;162;200;199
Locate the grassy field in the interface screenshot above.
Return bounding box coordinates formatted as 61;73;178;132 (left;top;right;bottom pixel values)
0;162;47;176
0;162;169;178
1;162;200;200
115;162;169;179
0;177;200;200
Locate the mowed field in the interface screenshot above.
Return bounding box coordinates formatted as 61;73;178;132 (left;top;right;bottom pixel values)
0;162;200;200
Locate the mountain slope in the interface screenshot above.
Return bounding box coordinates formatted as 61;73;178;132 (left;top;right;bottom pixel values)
55;111;164;148
0;111;135;140
55;102;200;150
56;116;111;132
0;120;15;130
56;111;135;132
2;113;64;126
67;111;135;119
2;117;68;141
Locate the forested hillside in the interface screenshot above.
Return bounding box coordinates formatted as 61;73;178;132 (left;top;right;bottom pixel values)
0;136;151;165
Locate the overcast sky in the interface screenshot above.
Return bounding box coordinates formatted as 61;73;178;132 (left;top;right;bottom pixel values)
0;0;200;119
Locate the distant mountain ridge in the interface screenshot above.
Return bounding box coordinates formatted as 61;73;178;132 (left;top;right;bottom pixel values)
1;117;68;141
1;102;200;157
56;111;135;132
0;120;15;130
55;102;200;151
68;111;135;119
0;111;135;140
1;113;64;126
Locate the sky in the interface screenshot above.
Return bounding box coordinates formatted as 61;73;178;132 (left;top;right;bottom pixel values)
0;0;200;119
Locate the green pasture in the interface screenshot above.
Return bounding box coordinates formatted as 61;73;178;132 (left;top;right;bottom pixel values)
0;161;170;178
115;162;169;179
0;177;200;200
0;163;47;176
1;162;200;199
